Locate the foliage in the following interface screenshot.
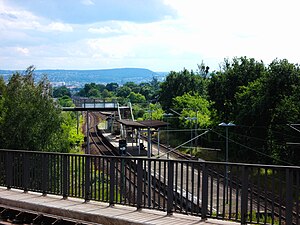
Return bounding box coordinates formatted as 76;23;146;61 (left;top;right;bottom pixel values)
60;111;84;152
143;103;164;120
159;69;207;109
127;92;146;104
173;92;214;128
77;83;106;98
105;82;119;92
208;58;300;165
0;66;69;152
58;95;74;107
208;57;266;121
116;86;131;98
52;85;71;98
132;104;145;120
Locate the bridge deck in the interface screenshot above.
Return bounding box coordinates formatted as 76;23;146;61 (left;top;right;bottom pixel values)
0;187;238;225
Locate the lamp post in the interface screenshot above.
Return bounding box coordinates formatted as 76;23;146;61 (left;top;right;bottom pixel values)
219;122;236;204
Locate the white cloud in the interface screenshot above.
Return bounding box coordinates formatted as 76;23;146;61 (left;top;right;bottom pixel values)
80;0;95;6
88;26;121;34
0;7;41;30
2;0;300;71
46;22;73;32
16;47;29;55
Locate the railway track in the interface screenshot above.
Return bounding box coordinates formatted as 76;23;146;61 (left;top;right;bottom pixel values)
84;112;173;209
86;112;116;156
145;128;300;223
84;113;299;223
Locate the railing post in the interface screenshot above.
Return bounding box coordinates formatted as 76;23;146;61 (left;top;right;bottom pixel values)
241;166;249;225
201;163;208;220
42;153;49;195
167;160;174;215
286;168;293;225
137;159;143;210
85;155;91;202
5;151;13;189
109;158;115;206
23;152;30;192
62;154;69;199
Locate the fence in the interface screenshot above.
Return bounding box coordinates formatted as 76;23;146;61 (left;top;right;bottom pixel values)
0;149;299;225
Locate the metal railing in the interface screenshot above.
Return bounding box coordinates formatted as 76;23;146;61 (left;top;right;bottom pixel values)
0;149;299;225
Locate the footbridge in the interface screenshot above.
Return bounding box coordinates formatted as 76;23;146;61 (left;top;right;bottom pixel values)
62;98;120;111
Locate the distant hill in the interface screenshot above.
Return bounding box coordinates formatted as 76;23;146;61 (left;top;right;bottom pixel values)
0;68;169;86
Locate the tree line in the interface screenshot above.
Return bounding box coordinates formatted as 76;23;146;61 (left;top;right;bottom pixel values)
2;57;300;165
54;57;300;165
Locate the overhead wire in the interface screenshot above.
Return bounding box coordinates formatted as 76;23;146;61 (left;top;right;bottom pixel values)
210;128;294;166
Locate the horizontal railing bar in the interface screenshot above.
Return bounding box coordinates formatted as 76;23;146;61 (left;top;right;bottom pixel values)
1;149;300;170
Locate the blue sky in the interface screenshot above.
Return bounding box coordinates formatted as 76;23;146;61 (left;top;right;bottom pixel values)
1;0;300;72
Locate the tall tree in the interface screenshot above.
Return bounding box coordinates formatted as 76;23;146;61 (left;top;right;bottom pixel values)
234;59;300;164
208;57;265;121
159;69;206;110
0;66;68;152
173;92;214;128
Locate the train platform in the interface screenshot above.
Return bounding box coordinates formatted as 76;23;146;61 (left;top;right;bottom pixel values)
101;129;175;159
0;187;239;225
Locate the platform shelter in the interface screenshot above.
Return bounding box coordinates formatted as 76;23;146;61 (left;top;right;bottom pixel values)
118;119;168;157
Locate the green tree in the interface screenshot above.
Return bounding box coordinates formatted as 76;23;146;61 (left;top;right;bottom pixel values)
208;57;265;121
0;66;68;152
87;88;101;98
159;69;206;109
102;89;113;98
123;82;140;93
127;92;146;104
143;103;164;120
106;82;119;92
77;83;105;97
53;85;71;98
173;93;214;128
58;95;74;107
116;86;131;98
139;82;152;100
234;59;300;164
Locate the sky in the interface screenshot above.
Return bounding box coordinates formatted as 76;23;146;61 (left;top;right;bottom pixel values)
1;0;300;72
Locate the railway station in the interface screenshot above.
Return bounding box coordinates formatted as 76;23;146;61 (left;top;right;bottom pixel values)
1;98;299;225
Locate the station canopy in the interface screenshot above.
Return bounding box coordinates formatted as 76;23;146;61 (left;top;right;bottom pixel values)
118;119;168;129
